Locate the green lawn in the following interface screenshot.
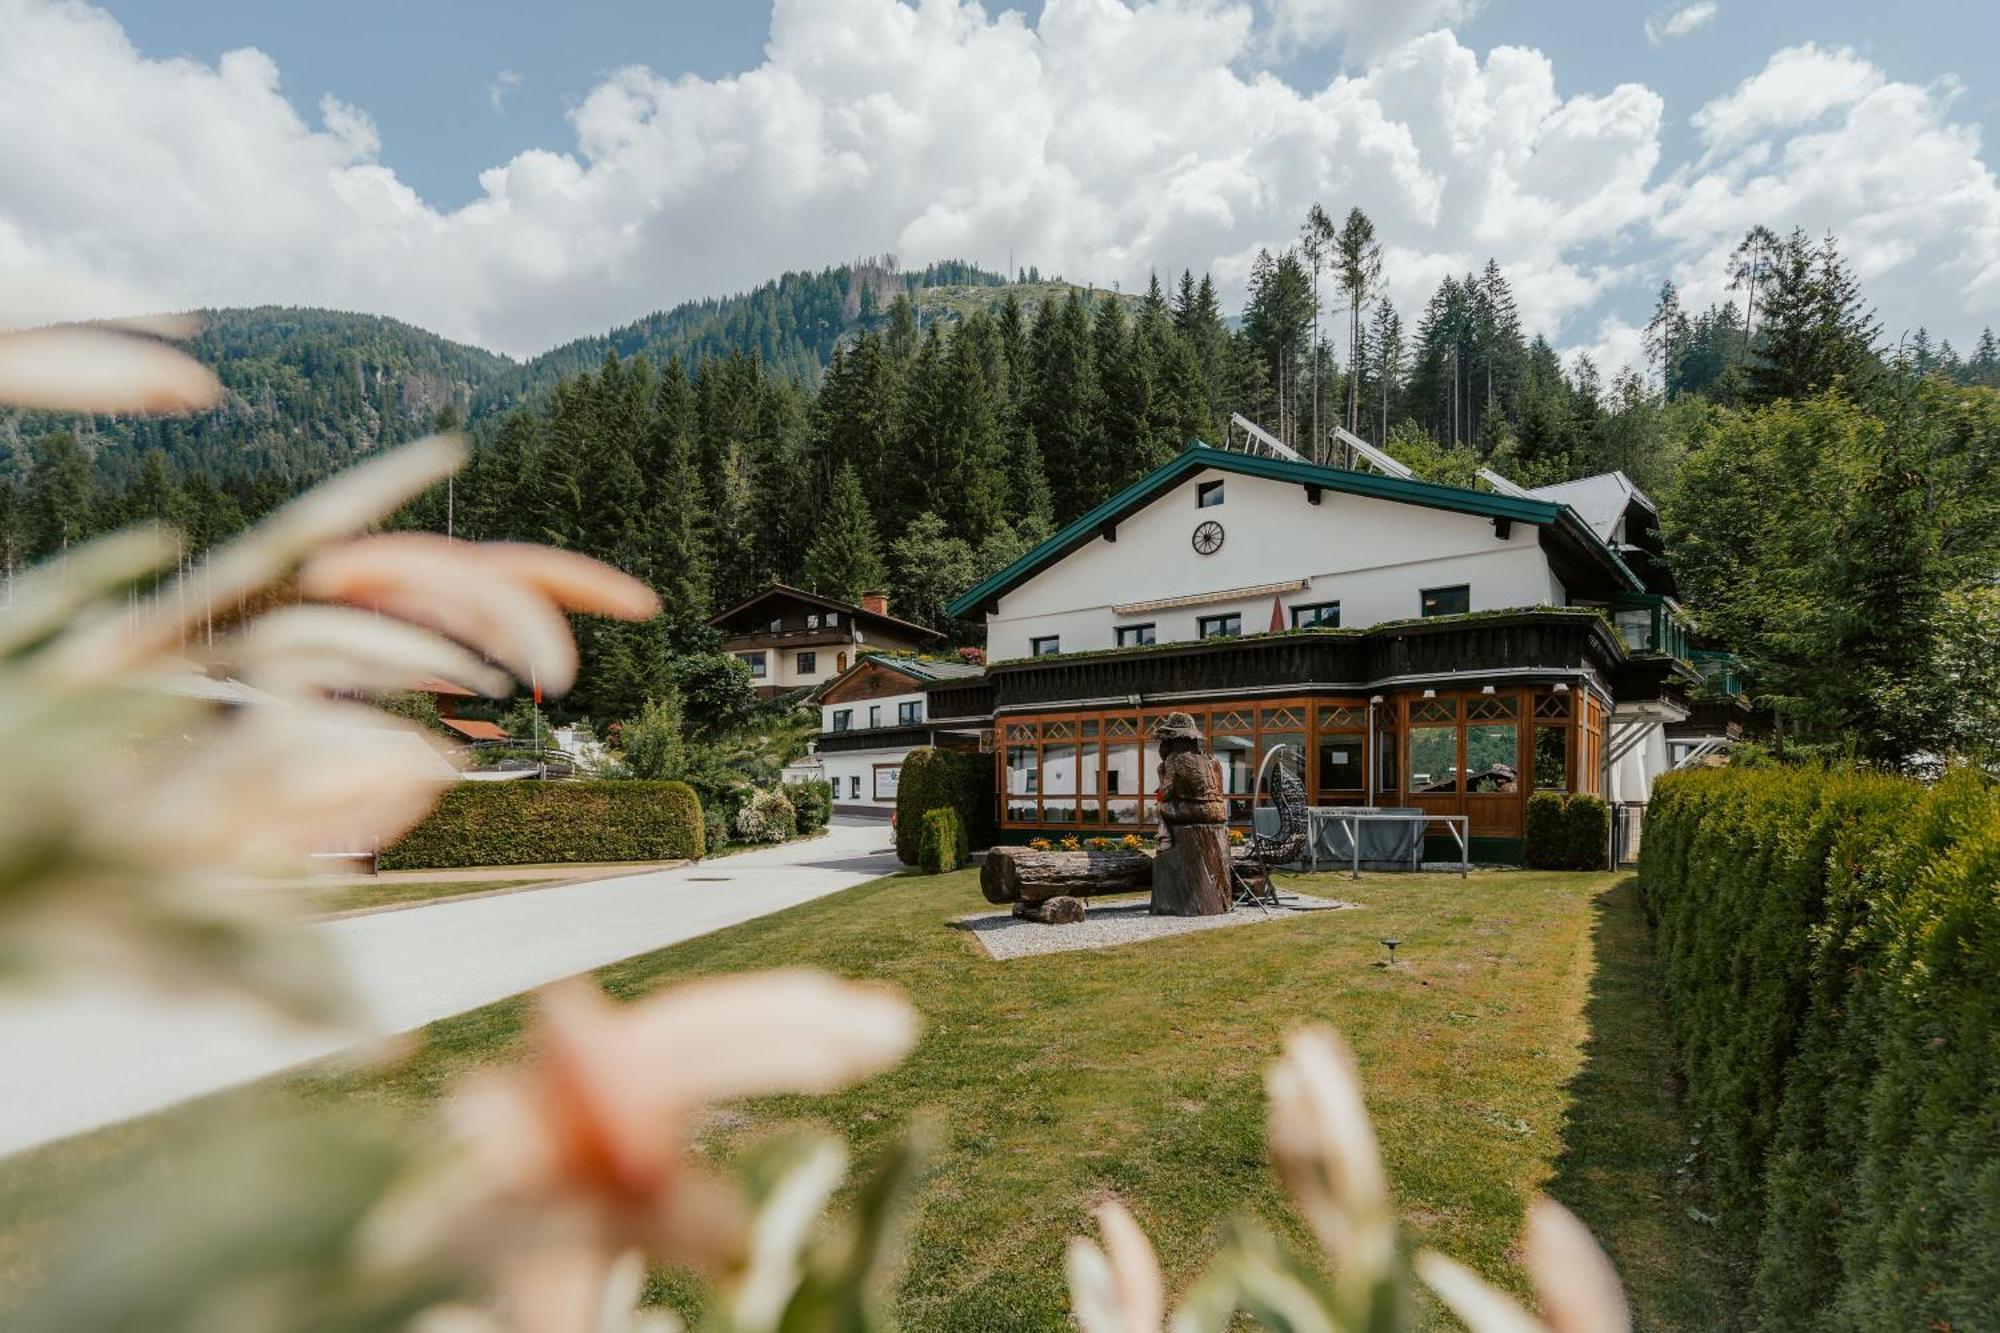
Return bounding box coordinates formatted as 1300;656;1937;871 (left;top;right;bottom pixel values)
0;869;1731;1330
304;877;558;914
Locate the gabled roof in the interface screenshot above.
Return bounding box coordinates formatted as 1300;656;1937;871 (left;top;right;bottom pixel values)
1526;472;1657;545
709;582;942;643
814;652;985;703
947;444;1642;618
441;717;509;742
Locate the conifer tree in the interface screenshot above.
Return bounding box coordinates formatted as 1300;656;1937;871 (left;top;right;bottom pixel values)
23;432;93;560
1027;290;1103;520
803;463;885;602
1335;208;1384;435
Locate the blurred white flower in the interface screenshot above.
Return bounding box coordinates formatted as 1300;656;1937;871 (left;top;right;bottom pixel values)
426;972;917;1333
0;321;219;415
1066;1199;1165;1333
301;533;662;696
1264;1027;1395;1274
1417;1198;1630;1333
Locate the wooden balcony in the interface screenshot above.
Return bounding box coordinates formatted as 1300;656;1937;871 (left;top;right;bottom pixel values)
979;610;1630;714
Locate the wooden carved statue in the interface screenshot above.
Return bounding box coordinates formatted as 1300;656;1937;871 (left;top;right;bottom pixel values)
1149;712;1232;916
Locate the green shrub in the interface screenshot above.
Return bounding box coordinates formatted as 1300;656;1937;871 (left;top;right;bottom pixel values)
1522;791;1568;868
382;780;704;869
918;807;964;874
733;786;797;843
1562;793;1609;869
789;778;833;833
894;748;994;866
1637;765;2000;1330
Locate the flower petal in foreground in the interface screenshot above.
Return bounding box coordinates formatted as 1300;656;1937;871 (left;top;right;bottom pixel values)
435;971;918;1311
1523;1198;1628;1333
301;533;580;694
0;324;220;414
1066;1198;1165;1333
480;544;662;621
1264;1027;1393;1271
234;605;513;699
1415;1197;1628;1333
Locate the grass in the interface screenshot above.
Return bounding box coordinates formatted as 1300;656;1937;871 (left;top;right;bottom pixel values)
304;877;557;914
0;868;1731;1329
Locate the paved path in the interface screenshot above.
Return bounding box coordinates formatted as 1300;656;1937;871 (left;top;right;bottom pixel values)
0;817;901;1159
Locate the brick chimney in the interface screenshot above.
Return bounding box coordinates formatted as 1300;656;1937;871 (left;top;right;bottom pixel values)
859;590;890;616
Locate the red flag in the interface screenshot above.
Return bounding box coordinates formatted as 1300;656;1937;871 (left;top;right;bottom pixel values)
1269;595;1285;633
532;668;542;706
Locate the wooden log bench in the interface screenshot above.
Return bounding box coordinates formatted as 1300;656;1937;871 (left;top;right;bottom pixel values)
979;846;1154;909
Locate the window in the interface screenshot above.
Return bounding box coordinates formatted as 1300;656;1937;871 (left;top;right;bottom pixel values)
1421;585;1470;618
849;776;860;800
742;651;767;679
898;700;921;725
769;617;783;633
1197;613;1242;639
1290;601;1340;629
796;651;817;674
1533;724;1569;791
1196;479;1225;508
831;709;852;732
868;704;883;728
806;614;820;629
825;611;840;627
1030;635;1062;657
1115;623;1155;648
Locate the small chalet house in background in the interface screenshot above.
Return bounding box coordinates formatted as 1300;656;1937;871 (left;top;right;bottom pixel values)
811;654;988;815
710;584;941;699
924;443;1703;862
414;675;508;743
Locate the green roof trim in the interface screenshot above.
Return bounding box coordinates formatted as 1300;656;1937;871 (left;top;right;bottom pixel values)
947;444;1641;618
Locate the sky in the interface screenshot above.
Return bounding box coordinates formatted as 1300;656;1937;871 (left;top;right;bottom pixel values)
5;0;2000;374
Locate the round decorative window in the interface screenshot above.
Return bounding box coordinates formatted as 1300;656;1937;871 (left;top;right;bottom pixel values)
1191;520;1224;555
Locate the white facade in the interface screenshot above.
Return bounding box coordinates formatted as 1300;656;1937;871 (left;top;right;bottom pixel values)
819;688;929;814
735;642;850;691
984;466;1567;661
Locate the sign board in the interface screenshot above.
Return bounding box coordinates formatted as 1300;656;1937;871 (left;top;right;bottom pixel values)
873;764;901;801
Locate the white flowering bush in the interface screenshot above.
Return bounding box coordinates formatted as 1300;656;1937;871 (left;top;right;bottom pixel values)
733;785;797;843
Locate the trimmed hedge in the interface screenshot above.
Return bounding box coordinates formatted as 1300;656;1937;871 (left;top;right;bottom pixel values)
1522;790;1609;869
894;747;994;866
1523;791;1567;868
789;778;833;834
381;780;704;869
918;807;965;874
1638;766;2000;1330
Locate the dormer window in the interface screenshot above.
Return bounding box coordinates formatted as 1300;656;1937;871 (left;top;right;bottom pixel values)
1196;479;1225;508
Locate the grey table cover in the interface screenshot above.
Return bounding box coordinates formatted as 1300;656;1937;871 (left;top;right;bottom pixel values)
1310;807;1426;867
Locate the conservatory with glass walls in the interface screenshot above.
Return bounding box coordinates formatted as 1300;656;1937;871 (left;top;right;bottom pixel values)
920;444;1699;863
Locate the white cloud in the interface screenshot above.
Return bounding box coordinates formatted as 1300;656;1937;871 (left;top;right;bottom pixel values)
1643;3;1717;48
1655;45;2000;346
1259;0;1484;63
487;68;521;115
1;0;1997;376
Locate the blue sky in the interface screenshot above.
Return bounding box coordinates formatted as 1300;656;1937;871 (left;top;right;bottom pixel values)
11;0;2000;366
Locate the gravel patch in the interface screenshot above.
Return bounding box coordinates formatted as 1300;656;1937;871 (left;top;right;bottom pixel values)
958;890;1364;961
